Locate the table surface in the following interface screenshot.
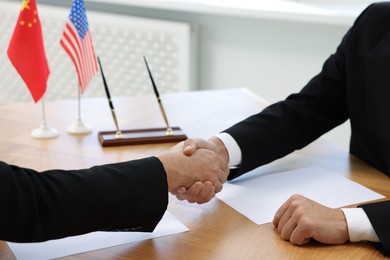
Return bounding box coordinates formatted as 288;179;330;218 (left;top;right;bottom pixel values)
0;88;389;259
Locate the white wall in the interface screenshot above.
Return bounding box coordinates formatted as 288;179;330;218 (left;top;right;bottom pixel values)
185;15;352;149
18;0;356;149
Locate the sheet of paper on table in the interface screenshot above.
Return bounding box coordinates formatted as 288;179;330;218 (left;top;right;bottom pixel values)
217;166;385;225
8;211;188;260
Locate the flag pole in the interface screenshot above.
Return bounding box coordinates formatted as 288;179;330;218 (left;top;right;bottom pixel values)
67;87;92;134
61;0;97;135
31;96;59;139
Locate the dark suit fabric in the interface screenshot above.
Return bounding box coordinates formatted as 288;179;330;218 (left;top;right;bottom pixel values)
224;3;390;256
0;156;168;242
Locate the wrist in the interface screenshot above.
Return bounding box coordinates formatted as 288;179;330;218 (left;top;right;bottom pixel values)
341;208;380;242
335;208;350;243
209;136;229;165
157;152;181;192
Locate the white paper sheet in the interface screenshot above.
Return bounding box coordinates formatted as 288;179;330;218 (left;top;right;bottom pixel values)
8;211;188;260
217;166;384;225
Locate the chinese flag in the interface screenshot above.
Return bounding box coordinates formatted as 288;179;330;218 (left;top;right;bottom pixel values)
7;0;50;103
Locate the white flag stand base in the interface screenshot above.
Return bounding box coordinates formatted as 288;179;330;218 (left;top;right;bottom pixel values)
67;88;93;135
67;120;93;135
31;124;59;139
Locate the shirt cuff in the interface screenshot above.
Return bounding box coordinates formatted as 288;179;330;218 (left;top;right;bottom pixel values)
341;208;380;242
215;132;242;167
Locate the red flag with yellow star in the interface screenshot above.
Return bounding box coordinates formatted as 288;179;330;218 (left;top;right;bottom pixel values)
7;0;50;103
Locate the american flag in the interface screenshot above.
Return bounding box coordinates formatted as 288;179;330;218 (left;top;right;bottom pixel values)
60;0;98;93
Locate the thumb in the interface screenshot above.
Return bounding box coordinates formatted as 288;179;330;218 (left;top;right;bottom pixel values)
183;138;197;155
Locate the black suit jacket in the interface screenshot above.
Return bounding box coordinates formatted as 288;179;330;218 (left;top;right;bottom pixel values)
0;157;168;242
224;2;390;256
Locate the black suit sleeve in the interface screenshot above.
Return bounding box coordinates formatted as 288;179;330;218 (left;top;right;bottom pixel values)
0;157;168;242
360;201;390;256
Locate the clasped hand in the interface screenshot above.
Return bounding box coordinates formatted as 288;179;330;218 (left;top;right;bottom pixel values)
157;137;229;204
158;137;229;204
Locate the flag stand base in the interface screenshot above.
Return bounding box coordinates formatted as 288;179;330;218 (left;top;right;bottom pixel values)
98;126;187;147
31;124;59;139
67;120;93;135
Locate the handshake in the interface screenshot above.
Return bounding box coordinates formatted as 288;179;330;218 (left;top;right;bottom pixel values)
157;137;230;204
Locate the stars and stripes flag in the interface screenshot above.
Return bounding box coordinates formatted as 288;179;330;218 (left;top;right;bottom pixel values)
7;0;50;103
60;0;98;93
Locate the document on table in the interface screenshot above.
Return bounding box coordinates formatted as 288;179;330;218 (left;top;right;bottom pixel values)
8;211;188;260
217;166;384;225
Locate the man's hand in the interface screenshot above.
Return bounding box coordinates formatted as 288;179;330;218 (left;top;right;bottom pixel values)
157;140;229;197
273;194;349;245
172;137;230;204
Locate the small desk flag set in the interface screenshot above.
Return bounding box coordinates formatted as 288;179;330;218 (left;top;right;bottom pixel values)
7;0;187;146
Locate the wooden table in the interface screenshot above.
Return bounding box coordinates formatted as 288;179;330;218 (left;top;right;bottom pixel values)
0;88;389;259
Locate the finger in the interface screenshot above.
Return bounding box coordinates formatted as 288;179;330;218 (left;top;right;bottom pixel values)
176;187;186;194
290;225;312;245
279;216;297;241
213;179;223;193
183;139;197;156
171;186;186;195
175;182;204;203
202;185;216;203
175;194;186;201
276;195;306;233
186;182;205;203
196;181;215;204
273;196;293;227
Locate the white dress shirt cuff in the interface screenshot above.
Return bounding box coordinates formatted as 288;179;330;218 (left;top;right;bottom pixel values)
341;208;380;242
215;133;242;167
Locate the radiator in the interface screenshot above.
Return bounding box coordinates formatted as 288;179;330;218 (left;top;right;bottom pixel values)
0;1;191;104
